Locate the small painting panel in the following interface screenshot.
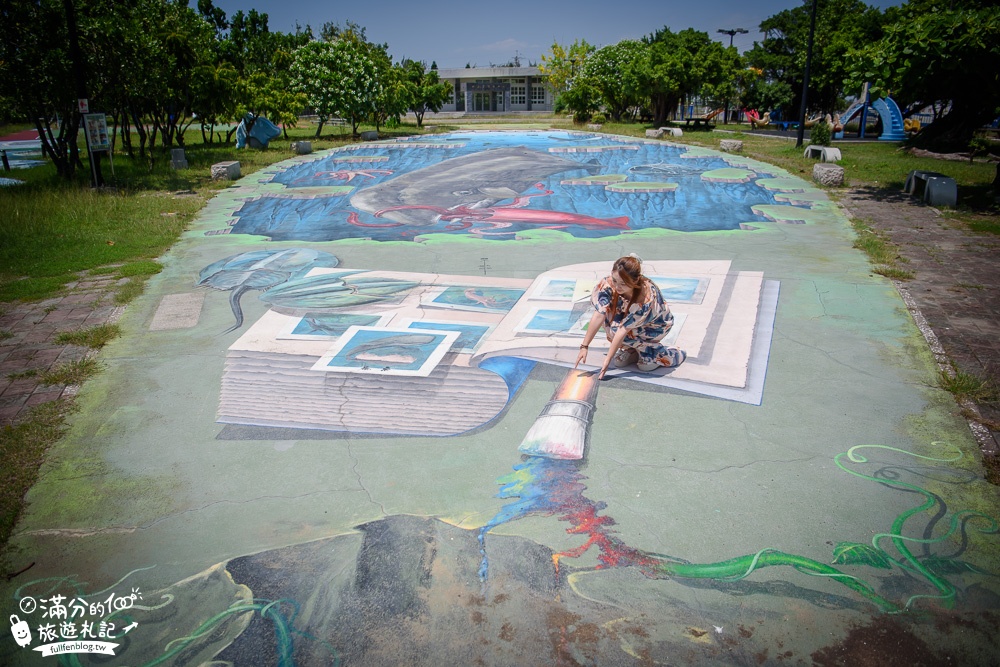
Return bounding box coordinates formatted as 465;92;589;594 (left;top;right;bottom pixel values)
514;307;589;336
399;319;493;354
311;326;459;376
420;286;525;314
277;311;394;340
528;277;577;301
648;276;709;304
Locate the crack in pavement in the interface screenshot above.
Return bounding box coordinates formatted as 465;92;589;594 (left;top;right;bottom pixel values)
17;487;366;538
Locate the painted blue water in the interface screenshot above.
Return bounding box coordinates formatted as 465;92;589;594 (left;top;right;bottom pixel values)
230;130;787;242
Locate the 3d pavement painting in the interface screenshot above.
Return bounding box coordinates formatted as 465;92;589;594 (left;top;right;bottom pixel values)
5;131;999;665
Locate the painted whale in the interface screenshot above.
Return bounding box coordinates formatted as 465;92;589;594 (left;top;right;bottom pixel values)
350;147;596;226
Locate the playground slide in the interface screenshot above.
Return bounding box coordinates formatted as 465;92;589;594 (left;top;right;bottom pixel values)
835;97;906;141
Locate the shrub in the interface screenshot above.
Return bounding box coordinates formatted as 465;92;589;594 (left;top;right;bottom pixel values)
810;120;832;147
592;112;607;124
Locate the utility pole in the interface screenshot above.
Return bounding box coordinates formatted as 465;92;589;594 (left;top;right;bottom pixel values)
795;0;819;147
717;29;748;123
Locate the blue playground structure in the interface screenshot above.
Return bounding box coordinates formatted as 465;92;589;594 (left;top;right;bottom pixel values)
835;87;906;141
236;113;283;149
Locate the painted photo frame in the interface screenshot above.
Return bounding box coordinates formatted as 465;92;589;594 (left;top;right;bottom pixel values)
277;311;394;340
528;277;578;301
514;306;590;336
311;326;459;377
420;285;525;314
396;318;494;355
648;276;709;305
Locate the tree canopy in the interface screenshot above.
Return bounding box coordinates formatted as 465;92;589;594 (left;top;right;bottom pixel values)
402;61;452;128
744;0;887;118
847;0;1000;151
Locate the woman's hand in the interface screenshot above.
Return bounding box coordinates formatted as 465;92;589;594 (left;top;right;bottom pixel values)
574;346;588;369
598;357;611;379
598;326;630;379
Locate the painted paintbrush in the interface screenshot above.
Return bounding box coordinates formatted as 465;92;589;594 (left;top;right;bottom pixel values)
518;368;600;460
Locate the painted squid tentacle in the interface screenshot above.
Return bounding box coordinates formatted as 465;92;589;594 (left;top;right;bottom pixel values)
835;443;966;608
643;549;898;613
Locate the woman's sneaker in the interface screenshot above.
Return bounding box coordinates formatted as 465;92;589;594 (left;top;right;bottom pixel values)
637;348;687;372
613;348;639;368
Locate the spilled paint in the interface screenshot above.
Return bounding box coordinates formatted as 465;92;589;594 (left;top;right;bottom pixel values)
478;443;999;614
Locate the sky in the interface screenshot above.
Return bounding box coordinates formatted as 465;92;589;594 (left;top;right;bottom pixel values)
211;0;903;69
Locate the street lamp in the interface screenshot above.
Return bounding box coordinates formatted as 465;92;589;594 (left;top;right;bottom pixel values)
717;29;748;123
717;28;748;48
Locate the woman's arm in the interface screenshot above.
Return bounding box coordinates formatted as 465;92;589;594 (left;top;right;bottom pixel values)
598;325;629;379
574;310;606;369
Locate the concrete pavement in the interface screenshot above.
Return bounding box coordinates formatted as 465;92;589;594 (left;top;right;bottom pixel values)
3;129;998;665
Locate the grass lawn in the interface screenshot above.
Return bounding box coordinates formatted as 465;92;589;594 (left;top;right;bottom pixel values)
2;115;998;565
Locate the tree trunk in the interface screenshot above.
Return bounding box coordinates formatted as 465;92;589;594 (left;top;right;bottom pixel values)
911;103;999;153
35;114;72;178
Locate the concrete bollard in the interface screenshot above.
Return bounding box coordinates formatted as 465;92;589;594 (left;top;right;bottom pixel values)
360;131;378;141
719;139;743;153
291;141;313;155
646;129;664;139
170;148;188;170
813;163;845;187
211;161;241;181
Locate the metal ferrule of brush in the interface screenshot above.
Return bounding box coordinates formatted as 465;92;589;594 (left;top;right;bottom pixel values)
536;399;594;425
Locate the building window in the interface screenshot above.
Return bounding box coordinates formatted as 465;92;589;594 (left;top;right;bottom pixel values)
511;85;526;105
531;86;547;105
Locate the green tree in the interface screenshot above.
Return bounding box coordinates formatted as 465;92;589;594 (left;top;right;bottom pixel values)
371;56;409;132
191;61;239;143
847;0;1000;151
645;28;737;126
290;41;344;137
540;40;596;105
291;37;381;135
580;40;650;122
0;0;82;177
746;0;887;118
402;60;451;127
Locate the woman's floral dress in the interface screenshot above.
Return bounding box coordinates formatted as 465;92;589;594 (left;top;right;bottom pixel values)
591;277;686;368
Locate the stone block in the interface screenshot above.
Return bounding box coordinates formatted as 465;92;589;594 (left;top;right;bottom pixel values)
360;131;378;141
812;163;844;187
719;139;743;153
291;141;313;155
646;129;664;139
211;161;241;181
659;127;683;137
586;124;603;131
804;145;842;162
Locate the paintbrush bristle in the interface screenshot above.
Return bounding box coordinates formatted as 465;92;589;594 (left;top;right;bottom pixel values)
518;401;591;460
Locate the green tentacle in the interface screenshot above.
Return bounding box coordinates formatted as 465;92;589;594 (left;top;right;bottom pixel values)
643;548;899;612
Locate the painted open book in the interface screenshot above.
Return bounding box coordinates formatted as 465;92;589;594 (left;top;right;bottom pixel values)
218;261;778;436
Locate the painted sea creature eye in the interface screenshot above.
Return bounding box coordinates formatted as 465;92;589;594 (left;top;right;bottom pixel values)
452;189;475;196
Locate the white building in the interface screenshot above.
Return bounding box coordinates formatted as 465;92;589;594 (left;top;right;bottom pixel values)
435;67;553;113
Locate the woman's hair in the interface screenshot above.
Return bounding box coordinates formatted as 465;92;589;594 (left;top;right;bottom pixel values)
611;255;647;315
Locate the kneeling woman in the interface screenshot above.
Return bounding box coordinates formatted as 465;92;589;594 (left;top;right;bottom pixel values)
574;255;686;379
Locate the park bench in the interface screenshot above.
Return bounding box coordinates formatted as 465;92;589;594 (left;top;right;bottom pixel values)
670;117;715;131
904;169;957;207
803;145;841;162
